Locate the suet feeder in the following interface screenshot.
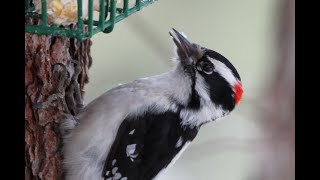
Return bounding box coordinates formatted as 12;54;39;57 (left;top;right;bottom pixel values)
25;0;157;41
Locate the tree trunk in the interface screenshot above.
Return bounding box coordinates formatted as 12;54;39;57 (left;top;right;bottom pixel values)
25;30;92;179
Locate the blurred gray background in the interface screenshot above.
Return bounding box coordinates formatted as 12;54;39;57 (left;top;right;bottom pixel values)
85;0;295;179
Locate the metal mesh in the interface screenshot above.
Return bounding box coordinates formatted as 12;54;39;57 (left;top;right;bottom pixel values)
25;0;157;40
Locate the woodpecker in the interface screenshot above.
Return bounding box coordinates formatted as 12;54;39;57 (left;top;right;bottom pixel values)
62;28;243;180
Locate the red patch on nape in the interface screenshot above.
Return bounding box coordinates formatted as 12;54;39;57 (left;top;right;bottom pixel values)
234;82;243;105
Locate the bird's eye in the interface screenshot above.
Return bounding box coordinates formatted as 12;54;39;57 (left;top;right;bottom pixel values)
199;61;214;74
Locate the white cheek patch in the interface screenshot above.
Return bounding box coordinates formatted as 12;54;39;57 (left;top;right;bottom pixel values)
195;73;211;101
207;56;239;87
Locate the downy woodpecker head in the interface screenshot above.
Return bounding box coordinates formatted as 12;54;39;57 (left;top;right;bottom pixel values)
169;28;243;125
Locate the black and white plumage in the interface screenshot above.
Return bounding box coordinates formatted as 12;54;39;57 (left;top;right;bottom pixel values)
62;28;243;180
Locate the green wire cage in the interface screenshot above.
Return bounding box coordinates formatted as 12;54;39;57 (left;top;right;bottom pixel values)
25;0;157;41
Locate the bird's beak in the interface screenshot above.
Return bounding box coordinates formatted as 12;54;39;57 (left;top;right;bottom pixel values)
169;28;195;61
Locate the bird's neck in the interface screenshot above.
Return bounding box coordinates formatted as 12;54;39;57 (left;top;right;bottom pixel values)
146;65;194;106
163;65;228;128
136;64;227;128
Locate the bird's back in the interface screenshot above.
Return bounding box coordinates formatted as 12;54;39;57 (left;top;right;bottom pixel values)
63;70;188;180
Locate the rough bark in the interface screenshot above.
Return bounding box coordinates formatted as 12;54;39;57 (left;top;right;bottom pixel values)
25;27;92;179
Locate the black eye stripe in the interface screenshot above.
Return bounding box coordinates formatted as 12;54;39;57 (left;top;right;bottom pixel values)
204;50;241;81
196;57;215;74
202;62;213;72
